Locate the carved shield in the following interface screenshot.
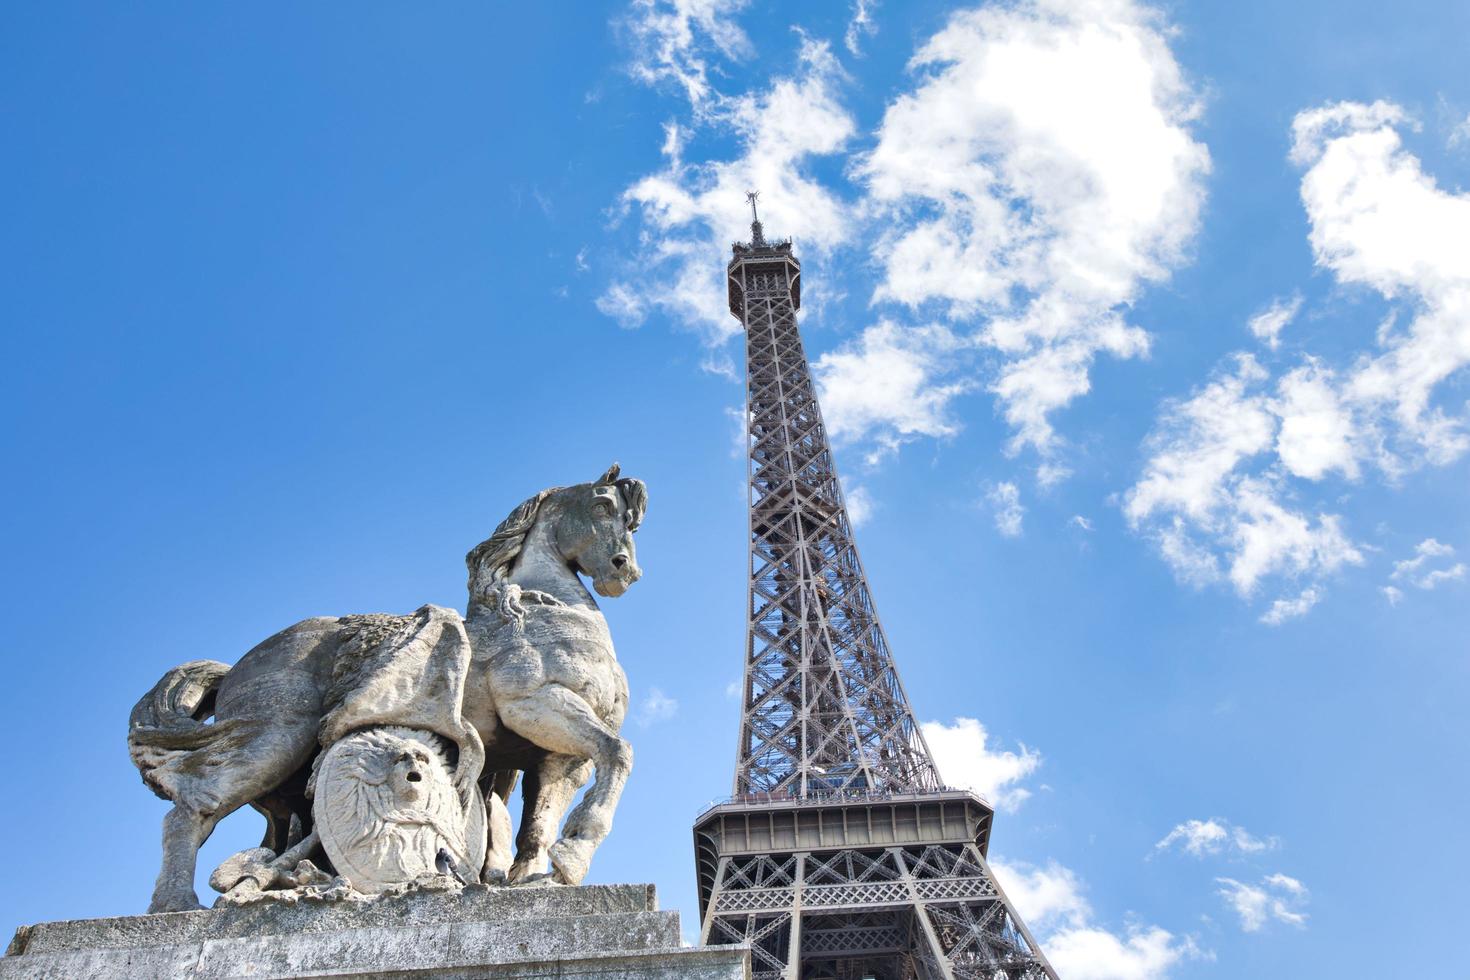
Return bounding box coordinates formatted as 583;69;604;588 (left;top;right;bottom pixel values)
313;726;486;894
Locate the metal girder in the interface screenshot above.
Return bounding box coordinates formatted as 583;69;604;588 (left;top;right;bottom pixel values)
700;216;1057;980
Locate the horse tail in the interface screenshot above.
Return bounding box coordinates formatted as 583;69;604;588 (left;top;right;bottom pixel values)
128;660;232;802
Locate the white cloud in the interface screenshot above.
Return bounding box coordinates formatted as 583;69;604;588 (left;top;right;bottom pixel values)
1247;294;1303;350
1419;563;1467;589
635;687;679;726
1070;514;1094;532
860;0;1209;466
995;859;1206;980
1155;818;1276;857
1259;586;1322;626
1382;584;1403;605
843;0;877;57
1451;111;1470;149
922;717;1039;811
1124;355;1364;602
1292;101;1470;470
814;321;973;462
1130;101;1470;609
574;247;590;273
1272;359;1359;481
595;281;648;328
1045;925;1203;980
986;481;1025;537
608;37;856;347
1216;874;1309;932
623;0;753;110
1390;538;1466;591
844;485;875;527
724;679;742;700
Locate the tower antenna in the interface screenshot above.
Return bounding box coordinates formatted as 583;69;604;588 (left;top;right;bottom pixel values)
745;190;765;247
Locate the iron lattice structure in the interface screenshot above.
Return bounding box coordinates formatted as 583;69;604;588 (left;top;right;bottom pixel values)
694;199;1058;980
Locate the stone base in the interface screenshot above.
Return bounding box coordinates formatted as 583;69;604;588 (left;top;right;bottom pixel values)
4;883;749;979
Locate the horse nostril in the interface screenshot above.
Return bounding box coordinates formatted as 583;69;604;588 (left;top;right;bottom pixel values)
407;771;422;783
612;554;628;569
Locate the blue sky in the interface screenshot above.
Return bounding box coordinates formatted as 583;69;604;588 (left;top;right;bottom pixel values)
2;2;1468;976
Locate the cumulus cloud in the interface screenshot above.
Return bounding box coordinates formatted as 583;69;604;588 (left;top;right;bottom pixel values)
1247;294;1303;350
814;321;973;461
995;859;1206;979
986;481;1025;537
1291;101;1470;469
608;37;856;347
1216;874;1309;932
1155;818;1276;858
922;717;1039;811
859;0;1209;465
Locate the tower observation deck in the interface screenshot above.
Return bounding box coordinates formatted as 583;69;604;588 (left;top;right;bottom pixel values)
692;195;1058;980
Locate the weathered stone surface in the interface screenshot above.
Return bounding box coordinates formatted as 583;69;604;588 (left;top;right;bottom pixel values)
5;884;749;979
10;883;656;956
126;466;649;912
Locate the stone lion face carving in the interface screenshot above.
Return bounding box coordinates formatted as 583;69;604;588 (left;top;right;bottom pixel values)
313;726;481;894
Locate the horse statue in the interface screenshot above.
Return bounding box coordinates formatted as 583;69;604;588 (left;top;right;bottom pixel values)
127;464;646;913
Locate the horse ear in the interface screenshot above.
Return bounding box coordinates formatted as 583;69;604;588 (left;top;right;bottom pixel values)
596;462;620;485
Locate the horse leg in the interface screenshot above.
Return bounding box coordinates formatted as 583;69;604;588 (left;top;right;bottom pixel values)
149;691;321;912
507;754;591;883
151;804;220;913
496;685;632;886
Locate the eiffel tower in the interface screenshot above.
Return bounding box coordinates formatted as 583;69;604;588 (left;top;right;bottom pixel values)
692;195;1058;980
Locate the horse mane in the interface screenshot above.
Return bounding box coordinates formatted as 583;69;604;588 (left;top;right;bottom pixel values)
617;476;648;532
465;486;561;601
464;465;648;603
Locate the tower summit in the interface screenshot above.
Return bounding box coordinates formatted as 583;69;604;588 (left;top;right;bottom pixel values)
693;205;1057;979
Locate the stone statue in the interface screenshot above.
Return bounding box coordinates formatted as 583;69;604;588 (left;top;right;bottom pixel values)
127;464;646;913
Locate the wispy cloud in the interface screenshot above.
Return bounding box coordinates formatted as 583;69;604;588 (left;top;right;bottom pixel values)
1390;538;1466;590
622;0;753;110
1155;818;1277;858
844;485;875;527
1247;294;1303;350
1124;354;1363;603
635;687;679;726
1216;874;1309;932
986;481;1025;537
1259;586;1322;625
843;0;878;56
607;37;856;350
1128;101;1470;614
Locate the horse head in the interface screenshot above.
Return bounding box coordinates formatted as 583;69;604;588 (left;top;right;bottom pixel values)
556;463;646;598
465;463;648;607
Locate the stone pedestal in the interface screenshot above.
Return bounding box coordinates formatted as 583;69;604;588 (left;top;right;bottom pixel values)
3;883;748;979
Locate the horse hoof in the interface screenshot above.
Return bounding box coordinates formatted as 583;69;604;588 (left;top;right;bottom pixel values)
148;893;205;915
548;838;595;886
